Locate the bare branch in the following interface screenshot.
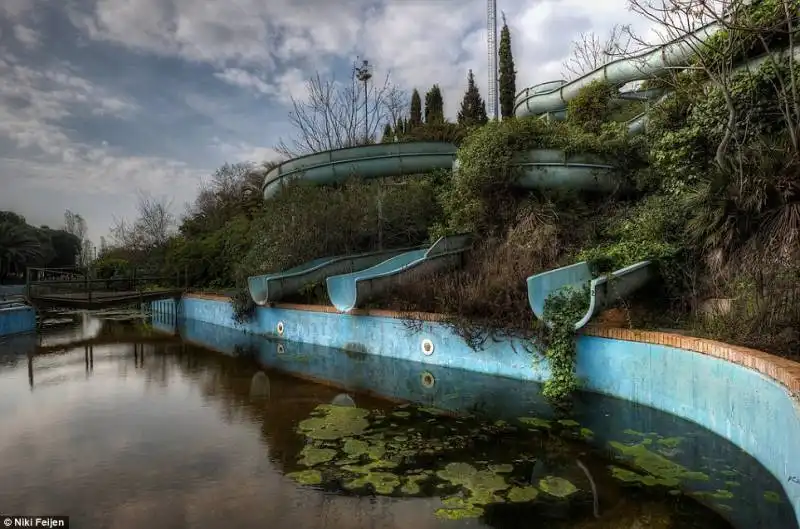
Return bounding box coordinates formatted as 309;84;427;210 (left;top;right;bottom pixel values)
276;63;409;157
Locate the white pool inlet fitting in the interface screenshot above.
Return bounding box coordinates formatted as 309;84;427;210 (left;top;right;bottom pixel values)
421;371;435;389
276;343;285;355
421;338;434;356
276;321;285;336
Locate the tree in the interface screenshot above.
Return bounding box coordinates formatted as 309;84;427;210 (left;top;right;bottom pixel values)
381;123;394;142
409;89;423;127
64;210;87;266
499;13;517;119
457;70;489;126
561;25;631;79
424;85;445;124
0;222;43;282
181;162;264;237
275;62;408;157
111;192;175;258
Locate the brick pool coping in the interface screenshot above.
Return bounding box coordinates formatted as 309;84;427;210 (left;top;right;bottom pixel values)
186;293;800;398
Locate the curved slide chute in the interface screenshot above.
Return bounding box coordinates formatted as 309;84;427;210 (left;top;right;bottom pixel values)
514;20;725;119
527;261;652;330
247;247;421;305
326;234;473;313
263;142;457;199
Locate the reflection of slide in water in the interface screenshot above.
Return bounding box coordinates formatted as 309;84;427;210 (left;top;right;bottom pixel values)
249;371;270;400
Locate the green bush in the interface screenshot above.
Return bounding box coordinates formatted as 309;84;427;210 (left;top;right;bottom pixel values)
567;80;614;132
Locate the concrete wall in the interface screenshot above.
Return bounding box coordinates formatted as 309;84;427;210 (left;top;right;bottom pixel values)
149;295;800;524
0;304;36;337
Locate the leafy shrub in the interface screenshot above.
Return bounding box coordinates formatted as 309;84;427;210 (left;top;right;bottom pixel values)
567;80;614;132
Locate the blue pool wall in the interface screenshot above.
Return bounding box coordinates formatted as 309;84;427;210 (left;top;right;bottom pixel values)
150;314;796;529
149;295;800;522
0;304;36;337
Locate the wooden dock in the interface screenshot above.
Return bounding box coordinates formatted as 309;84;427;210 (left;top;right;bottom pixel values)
29;289;183;310
25;266;185;310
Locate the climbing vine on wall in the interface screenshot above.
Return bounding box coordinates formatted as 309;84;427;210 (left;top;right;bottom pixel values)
541;285;590;402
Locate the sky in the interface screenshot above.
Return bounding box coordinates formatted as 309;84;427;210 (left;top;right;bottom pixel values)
0;0;655;242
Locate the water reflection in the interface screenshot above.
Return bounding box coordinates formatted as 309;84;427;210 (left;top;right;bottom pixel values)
0;315;795;529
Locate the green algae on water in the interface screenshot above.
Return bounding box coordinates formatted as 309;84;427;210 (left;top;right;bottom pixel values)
657;436;684;449
539;476;578;498
435;506;484;520
609;441;709;484
507;485;539;502
610;466;680;488
287;469;323;485
344;471;401;494
764;491;782;503
519;417;552;429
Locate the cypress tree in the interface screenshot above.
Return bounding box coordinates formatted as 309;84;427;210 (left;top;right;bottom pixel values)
409;89;423;126
381;123;394;142
499;13;517;119
457;70;489;126
424;85;445;124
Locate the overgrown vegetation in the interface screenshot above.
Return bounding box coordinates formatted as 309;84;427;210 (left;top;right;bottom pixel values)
76;0;799;404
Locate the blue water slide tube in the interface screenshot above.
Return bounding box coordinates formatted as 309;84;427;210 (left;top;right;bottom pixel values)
262;142;457;199
326;234;473;313
247;246;422;306
527;260;652;330
514;20;726;119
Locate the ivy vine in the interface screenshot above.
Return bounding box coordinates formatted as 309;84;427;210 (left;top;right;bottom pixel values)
541;284;591;402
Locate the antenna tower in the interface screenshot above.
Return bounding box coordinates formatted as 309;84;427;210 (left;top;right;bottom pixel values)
486;0;499;120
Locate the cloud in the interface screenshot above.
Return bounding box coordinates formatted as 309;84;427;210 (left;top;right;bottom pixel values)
13;25;41;48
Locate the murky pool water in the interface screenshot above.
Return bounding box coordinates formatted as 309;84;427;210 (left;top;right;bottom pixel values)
0;313;795;529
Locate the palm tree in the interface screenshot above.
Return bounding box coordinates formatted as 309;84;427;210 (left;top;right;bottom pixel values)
0;222;44;282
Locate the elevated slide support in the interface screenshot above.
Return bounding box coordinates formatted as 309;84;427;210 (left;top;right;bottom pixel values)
527;260;651;330
248;247;420;306
326;234;473;313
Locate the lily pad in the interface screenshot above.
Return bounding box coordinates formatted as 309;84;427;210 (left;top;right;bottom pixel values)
344;471;401;494
557;419;580;427
508;486;539;502
539;476;578;498
342;438;370;457
297;404;370;440
436;462;509;505
298;446;337;467
287;469;323;485
400;474;428;495
489;464;514;473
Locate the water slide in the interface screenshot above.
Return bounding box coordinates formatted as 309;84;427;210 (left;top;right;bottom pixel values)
519;20;800;329
247;247;422;305
326;234;472;313
262;142;457;199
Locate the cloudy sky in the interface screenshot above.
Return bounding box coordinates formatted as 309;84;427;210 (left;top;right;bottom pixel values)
0;0;654;242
